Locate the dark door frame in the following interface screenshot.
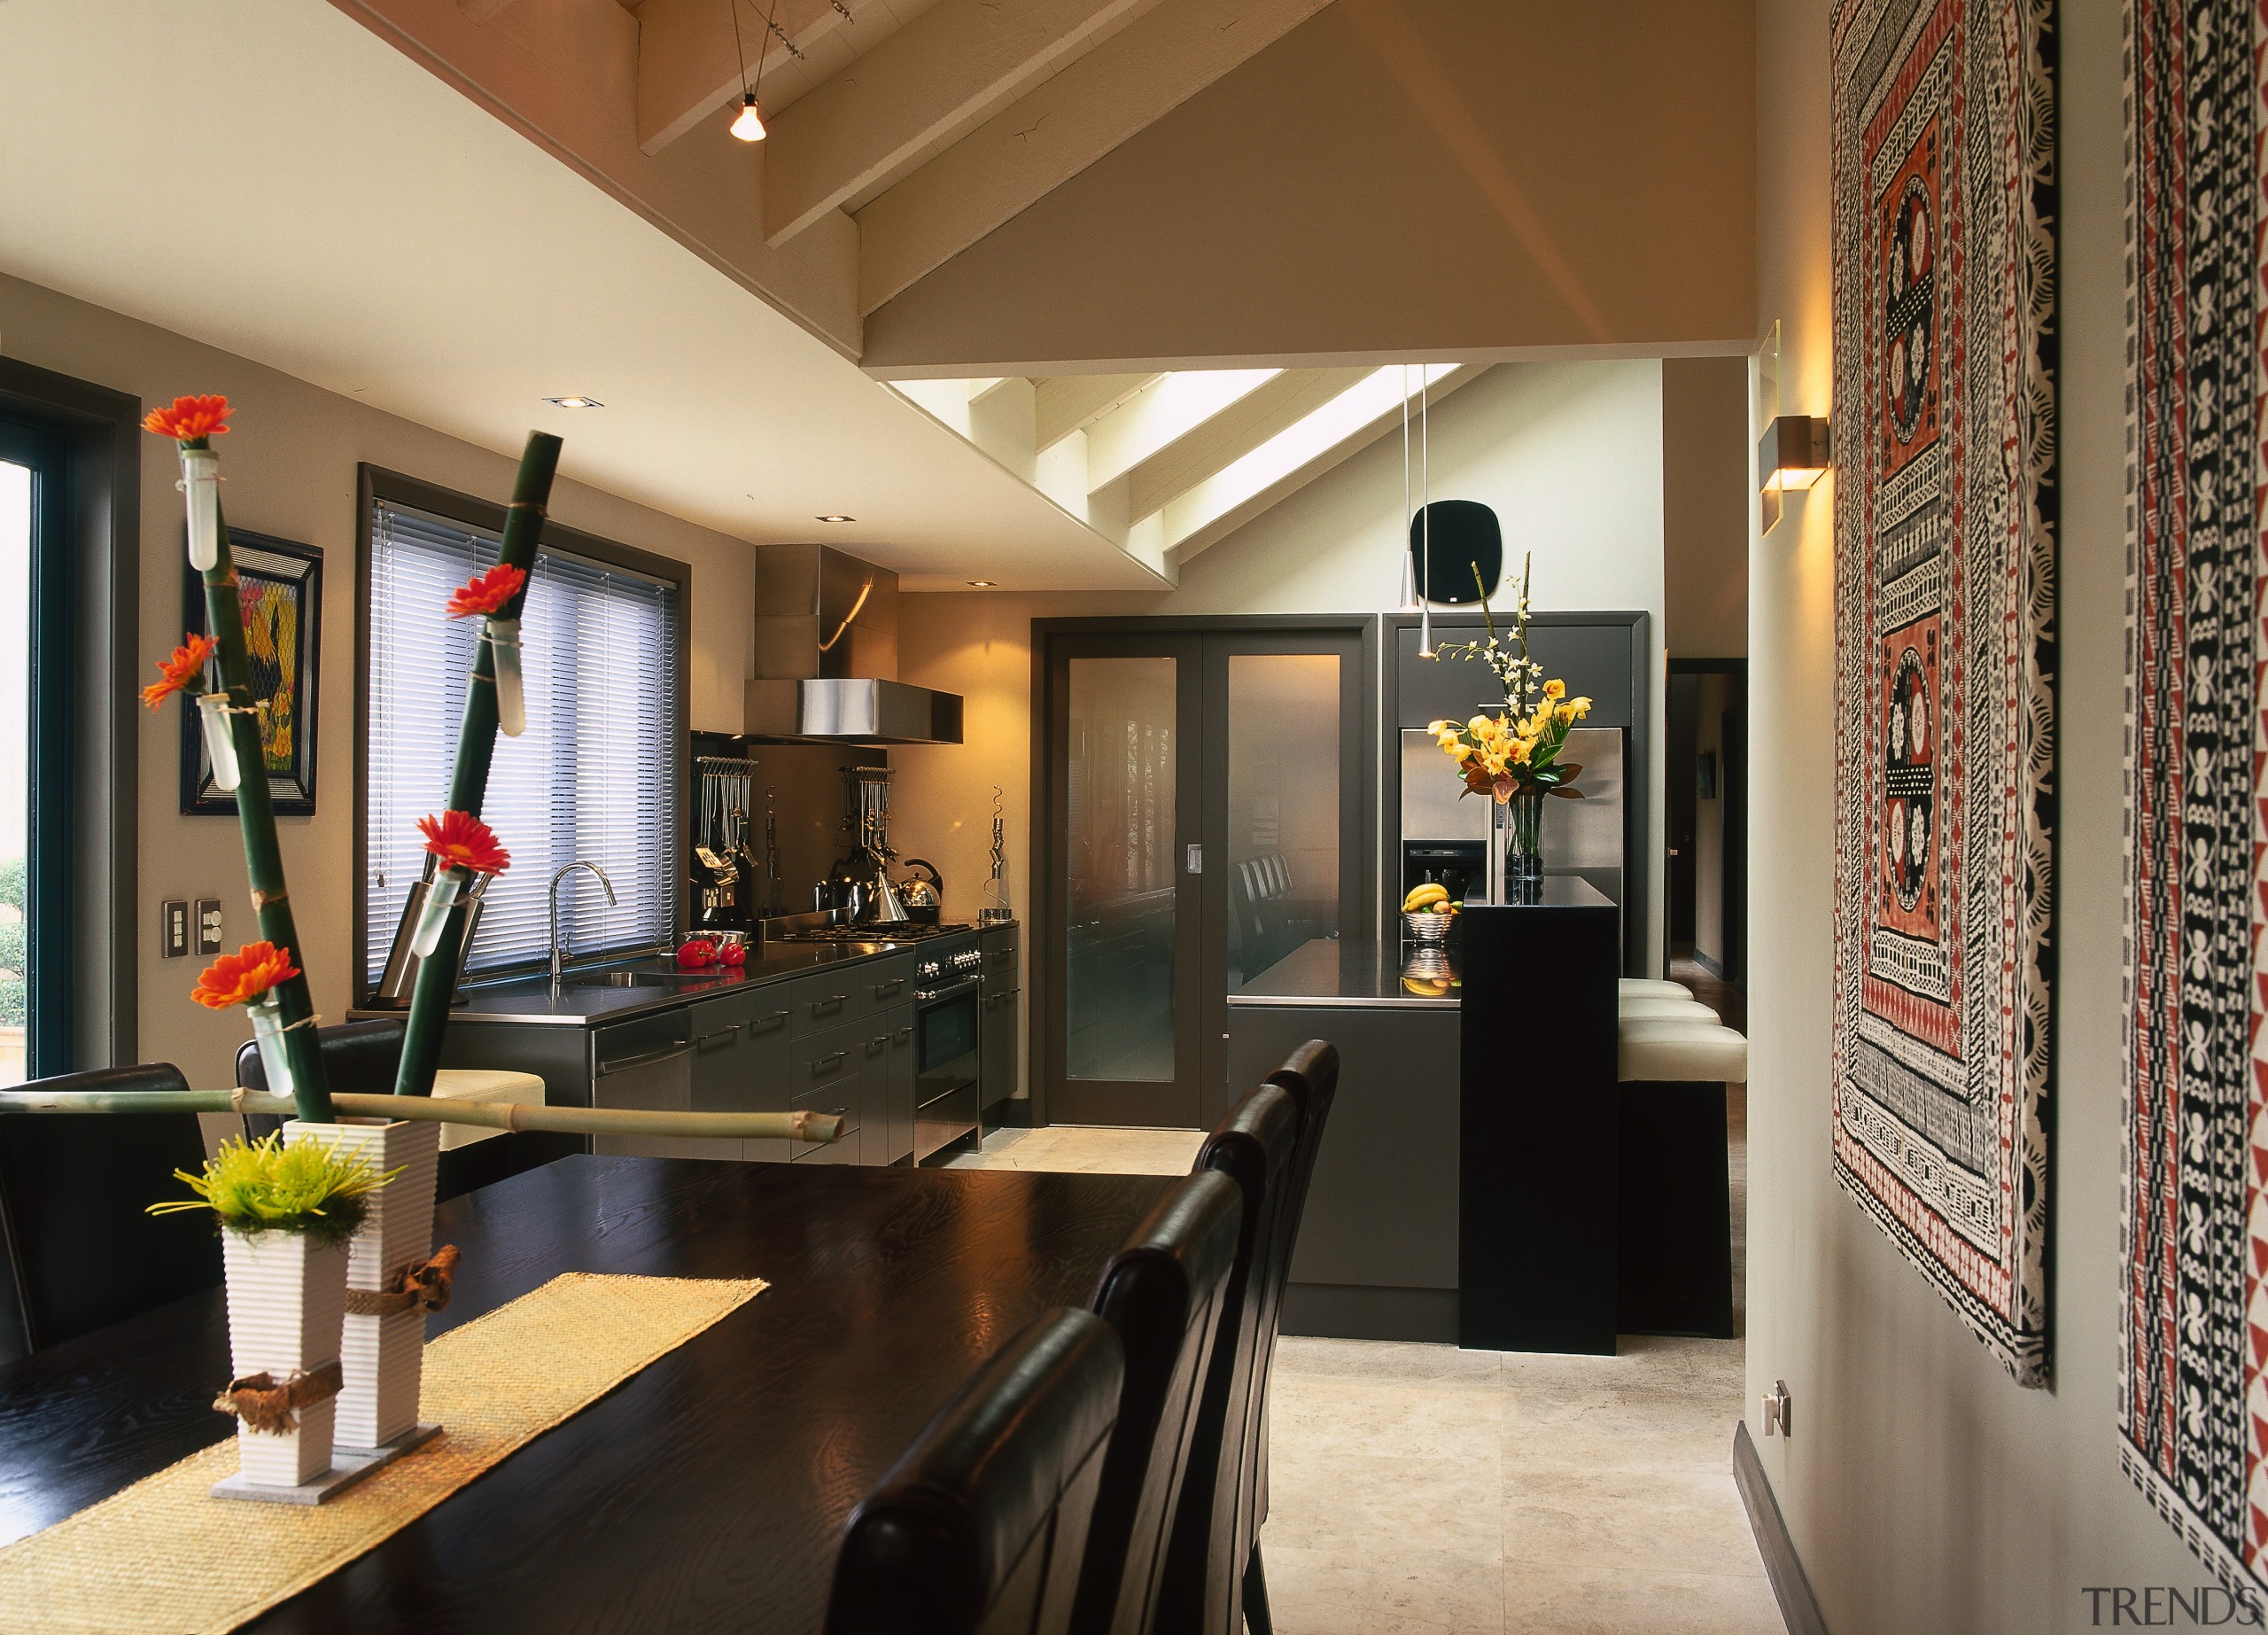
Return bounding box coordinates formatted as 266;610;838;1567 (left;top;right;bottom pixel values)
1666;658;1747;984
1029;615;1380;1129
0;360;140;1075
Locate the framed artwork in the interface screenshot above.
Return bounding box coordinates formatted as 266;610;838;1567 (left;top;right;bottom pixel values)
2119;0;2268;1599
181;530;321;816
1827;0;2058;1386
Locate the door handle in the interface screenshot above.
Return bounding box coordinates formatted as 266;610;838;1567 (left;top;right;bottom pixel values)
695;1024;742;1051
597;1042;694;1077
1185;843;1203;875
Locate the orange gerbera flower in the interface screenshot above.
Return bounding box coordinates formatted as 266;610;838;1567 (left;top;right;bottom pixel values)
417;810;511;876
141;633;219;710
446;564;527;619
191;941;299;1009
143;394;232;442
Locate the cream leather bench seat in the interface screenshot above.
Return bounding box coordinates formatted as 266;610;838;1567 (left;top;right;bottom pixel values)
430;1068;547;1150
1619;977;1694;1002
1616;1018;1749;1085
1618;996;1721;1024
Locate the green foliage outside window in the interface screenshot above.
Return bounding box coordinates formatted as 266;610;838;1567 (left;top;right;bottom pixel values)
0;856;23;1030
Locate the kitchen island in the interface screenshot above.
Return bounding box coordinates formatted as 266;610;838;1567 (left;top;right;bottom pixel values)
353;920;1019;1172
1228;880;1623;1353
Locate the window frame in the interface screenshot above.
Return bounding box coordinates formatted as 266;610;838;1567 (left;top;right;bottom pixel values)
353;464;689;1002
0;360;139;1078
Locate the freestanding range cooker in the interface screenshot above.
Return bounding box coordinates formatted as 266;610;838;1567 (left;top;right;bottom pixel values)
909;941;983;1162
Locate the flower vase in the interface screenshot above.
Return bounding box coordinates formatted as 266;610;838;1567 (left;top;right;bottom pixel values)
1495;790;1545;904
216;1226;349;1489
289;1117;444;1457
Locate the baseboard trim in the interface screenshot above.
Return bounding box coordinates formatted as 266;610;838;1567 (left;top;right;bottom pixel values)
1690;947;1727;979
1733;1421;1828;1635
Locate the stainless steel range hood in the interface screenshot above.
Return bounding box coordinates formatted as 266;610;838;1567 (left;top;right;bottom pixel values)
742;544;964;745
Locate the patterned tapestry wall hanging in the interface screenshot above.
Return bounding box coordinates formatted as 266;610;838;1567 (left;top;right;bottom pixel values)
2121;0;2268;1592
1829;0;2057;1387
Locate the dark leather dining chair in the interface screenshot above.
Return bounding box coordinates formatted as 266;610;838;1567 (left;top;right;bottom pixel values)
0;1063;221;1362
824;1306;1126;1635
1241;1040;1340;1633
1153;1081;1299;1635
1072;1168;1243;1635
234;1017;405;1142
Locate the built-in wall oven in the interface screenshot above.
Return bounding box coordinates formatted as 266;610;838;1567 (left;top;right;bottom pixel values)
912;941;983;1164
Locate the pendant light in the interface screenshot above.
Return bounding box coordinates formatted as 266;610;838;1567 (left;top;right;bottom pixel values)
726;0;775;142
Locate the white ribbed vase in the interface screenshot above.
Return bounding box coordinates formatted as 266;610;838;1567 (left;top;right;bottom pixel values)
289;1117;441;1452
220;1228;348;1487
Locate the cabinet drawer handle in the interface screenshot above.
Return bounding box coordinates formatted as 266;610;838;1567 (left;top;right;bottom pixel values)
808;994;848;1016
866;1035;887;1056
989;947;1014;961
873;977;905;999
597;1042;693;1077
811;1051;847;1077
695;1024;742;1051
750;1008;789;1033
893;1026;912;1045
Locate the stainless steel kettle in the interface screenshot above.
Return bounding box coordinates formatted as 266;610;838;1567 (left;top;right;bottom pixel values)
899;858;943;924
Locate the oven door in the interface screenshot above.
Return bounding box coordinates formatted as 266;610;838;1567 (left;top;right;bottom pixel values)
913;978;981;1163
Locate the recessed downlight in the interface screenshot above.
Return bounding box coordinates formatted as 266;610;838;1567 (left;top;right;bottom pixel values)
967;580;998;588
543;395;603;409
815;514;856;523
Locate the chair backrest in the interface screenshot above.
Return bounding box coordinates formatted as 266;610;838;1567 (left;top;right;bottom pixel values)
1072;1169;1242;1635
1153;1082;1298;1635
1248;1041;1340;1535
236;1019;404;1138
825;1307;1126;1635
0;1064;221;1359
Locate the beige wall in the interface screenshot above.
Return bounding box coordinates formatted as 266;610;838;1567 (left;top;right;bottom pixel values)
892;356;1674;1104
862;0;1757;373
0;270;757;1094
1692;670;1730;969
1663;356;1750;658
1741;0;2204;1628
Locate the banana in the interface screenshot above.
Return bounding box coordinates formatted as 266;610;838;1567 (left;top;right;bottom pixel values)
1403;883;1449;912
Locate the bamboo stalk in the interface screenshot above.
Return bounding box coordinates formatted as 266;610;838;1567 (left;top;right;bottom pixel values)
395;432;563;1102
203;491;335;1125
0;1088;844;1145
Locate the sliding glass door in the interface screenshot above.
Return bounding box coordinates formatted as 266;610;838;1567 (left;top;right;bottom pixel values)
1040;625;1367;1129
0;417;68;1086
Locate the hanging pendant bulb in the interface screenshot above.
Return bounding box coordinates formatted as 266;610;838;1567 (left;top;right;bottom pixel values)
730;91;767;141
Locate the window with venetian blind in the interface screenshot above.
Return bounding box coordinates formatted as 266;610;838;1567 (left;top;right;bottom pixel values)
361;487;682;991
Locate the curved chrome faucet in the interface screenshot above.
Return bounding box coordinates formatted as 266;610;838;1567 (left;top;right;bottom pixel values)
549;860;618;983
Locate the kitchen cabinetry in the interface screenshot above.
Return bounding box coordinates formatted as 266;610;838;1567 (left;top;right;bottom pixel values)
689;989;793;1163
979;924;1020;1121
592;1011;696;1160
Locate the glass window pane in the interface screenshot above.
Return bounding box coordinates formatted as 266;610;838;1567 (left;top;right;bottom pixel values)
0;463;27;1086
1225;654;1340;988
1066;657;1177;1082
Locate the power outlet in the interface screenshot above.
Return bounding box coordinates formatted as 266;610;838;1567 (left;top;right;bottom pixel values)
194;899;223;956
159;899;189;959
1760;1381;1793;1439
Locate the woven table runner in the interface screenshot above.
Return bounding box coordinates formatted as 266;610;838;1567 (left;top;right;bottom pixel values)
0;1273;768;1634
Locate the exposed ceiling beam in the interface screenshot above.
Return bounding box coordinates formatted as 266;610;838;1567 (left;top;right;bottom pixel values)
1032;372;1161;450
1122;366;1371;518
762;0;1164;246
853;0;1334;315
635;0;846;155
1084;369;1277;488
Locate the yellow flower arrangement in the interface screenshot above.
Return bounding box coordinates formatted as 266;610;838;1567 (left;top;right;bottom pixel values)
1425;553;1592;806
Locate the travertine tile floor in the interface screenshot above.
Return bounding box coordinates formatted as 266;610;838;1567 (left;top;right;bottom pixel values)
949;1098;1779;1634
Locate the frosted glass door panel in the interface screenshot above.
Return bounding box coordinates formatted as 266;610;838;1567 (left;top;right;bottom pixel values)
1225;654;1340;990
1066;658;1177;1082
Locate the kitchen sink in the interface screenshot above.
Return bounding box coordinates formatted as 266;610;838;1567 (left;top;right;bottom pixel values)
569;969;718;988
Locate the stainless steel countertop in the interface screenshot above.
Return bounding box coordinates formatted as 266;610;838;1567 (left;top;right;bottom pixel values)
356;938;945;1030
1228;939;1463;1009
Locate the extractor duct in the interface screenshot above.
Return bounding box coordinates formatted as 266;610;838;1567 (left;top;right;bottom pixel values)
742;544;965;745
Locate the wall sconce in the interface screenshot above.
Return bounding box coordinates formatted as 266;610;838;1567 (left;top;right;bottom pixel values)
1758;414;1831;533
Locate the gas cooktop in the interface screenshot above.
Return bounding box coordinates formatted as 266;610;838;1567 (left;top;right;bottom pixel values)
765;921;975;945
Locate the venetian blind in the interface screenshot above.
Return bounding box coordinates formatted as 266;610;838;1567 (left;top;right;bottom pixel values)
364;500;680;987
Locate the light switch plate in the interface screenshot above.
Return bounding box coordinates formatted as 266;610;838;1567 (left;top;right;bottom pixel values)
194;899;223;956
160;900;189;959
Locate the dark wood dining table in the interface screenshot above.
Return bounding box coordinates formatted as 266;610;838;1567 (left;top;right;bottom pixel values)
0;1156;1174;1631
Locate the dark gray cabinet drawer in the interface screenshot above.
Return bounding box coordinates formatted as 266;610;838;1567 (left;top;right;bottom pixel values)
788;970;859;1033
860;954;916;1013
687;989;795;1164
792;1020;863;1161
591;1013;697;1160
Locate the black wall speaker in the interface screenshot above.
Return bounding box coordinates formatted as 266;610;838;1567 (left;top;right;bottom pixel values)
1409;501;1503;604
